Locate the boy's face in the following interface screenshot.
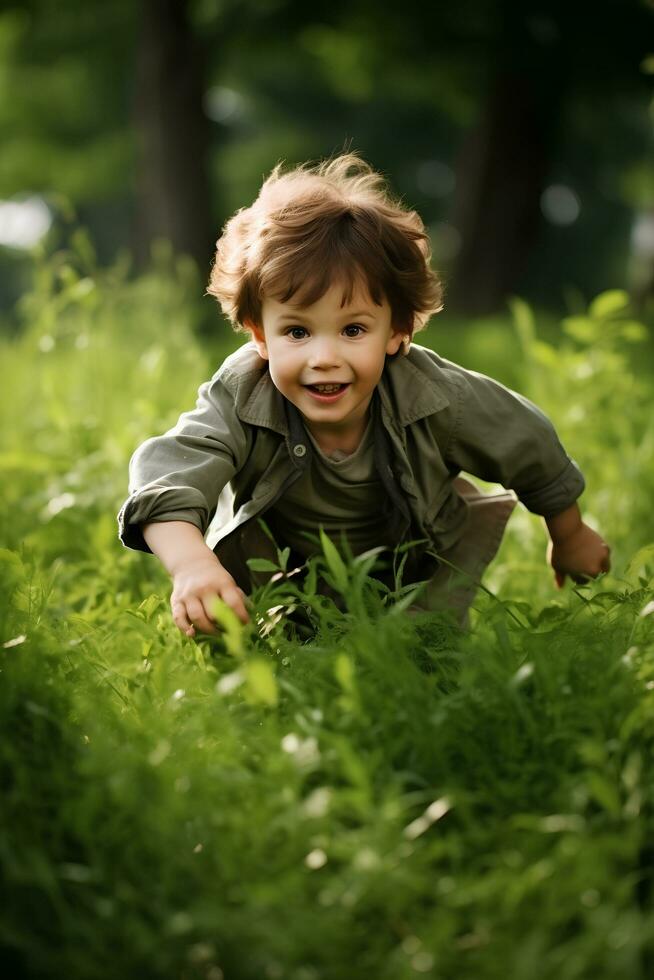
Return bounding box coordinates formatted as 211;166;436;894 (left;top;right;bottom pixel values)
247;281;405;448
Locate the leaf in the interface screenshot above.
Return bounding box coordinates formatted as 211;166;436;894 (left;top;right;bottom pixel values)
586;772;621;816
246;558;280;573
589;290;629;320
0;549;23;568
319;529;349;594
71;228;97;269
352;546;386;567
256;517;277;545
532;339;558;367
618;320;647;343
532;604;568;633
0;452;53;473
210;598;245;657
138;594;162;621
509;295;536;350
244;658;278;706
303;559;317;597
332;736;369;795
388;581;427;615
334;653;355;694
561;317;596;343
624;543;654;584
394;537;429;555
393;550;409;590
352;547;386;583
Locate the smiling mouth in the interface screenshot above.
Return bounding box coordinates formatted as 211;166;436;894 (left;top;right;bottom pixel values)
304;383;349;393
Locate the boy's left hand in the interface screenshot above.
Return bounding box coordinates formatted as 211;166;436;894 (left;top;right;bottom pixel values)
547;521;611;588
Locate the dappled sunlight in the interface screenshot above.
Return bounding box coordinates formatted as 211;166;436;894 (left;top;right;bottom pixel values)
0;196;52;249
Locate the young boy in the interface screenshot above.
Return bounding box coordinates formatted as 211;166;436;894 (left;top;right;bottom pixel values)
118;153;611;636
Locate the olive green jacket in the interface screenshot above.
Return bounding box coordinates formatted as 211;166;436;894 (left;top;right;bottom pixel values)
117;342;585;555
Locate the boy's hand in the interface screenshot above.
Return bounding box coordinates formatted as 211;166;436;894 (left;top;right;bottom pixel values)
546;522;611;588
170;555;250;637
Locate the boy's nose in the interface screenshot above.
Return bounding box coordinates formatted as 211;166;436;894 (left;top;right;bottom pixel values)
307;339;341;368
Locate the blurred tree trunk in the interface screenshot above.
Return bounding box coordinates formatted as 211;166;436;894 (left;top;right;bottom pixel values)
132;0;214;273
447;0;570;315
448;71;549;315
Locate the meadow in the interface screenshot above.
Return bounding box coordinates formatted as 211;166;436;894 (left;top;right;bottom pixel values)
1;236;654;979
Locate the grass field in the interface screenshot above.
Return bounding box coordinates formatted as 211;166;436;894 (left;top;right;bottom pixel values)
2;240;654;979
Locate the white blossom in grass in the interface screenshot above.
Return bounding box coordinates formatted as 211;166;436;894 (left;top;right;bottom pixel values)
46;492;76;517
187;942;216;965
404;796;452;840
0;196;52;247
353;847;380;871
38;334;55;352
622;646;638;665
148;739;170;766
539;814;585;833
168;911;193;935
216;670;244;695
281;732;300;753
281;733;320;768
3;634;26;648
302;786;331;818
411;951;435;972
305;848;327;870
511;662;534;686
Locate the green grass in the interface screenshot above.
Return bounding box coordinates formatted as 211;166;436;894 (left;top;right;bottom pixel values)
1;241;654;978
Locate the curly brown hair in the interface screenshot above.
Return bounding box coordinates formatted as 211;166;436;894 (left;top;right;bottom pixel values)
206;153;443;343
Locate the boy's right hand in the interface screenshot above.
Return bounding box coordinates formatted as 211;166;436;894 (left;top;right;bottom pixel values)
170;555;250;637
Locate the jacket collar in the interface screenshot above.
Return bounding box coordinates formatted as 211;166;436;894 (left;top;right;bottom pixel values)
238;368;289;436
378;349;450;425
234;342;449;436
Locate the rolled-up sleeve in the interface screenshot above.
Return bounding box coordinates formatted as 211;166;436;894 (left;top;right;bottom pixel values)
444;370;585;517
117;374;250;552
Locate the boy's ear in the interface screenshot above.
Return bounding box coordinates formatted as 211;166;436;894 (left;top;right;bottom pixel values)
244;319;268;360
386;327;407;356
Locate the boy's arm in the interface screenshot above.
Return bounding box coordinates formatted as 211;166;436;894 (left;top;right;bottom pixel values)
440;366;610;585
118;372;249;553
442;368;586;519
544;503;611;588
143;520;250;633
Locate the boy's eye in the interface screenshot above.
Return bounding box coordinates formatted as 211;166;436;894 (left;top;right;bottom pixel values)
287;327;308;340
343;324;364;337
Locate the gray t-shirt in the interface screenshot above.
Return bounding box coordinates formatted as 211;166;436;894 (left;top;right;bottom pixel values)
266;419;395;558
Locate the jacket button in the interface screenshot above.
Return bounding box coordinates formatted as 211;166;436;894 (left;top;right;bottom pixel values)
293;444;307;458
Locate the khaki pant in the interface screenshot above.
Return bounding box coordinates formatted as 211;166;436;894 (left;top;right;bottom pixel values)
411;477;517;624
214;477;517;624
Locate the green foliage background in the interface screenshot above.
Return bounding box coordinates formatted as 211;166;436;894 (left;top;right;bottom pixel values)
1;240;654;977
0;0;652;313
